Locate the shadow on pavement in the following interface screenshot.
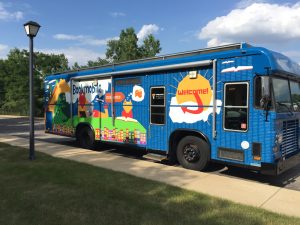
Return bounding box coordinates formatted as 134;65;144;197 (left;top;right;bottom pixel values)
218;164;300;190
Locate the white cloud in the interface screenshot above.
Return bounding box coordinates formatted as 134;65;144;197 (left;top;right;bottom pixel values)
0;44;9;58
53;34;118;47
110;12;126;17
0;2;23;21
137;24;160;40
53;34;85;41
39;47;105;66
198;2;300;47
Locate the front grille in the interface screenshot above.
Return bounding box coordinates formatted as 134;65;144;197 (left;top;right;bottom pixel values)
281;120;299;157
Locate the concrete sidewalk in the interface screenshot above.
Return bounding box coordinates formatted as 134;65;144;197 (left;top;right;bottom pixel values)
0;134;300;218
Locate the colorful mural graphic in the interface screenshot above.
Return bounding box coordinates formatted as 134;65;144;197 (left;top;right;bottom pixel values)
169;72;222;123
45;78;147;145
47;79;70;114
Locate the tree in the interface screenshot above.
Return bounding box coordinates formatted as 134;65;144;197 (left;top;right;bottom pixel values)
71;62;81;70
0;48;70;116
0;59;7;108
106;27;161;63
1;49;31;115
87;57;109;67
35;52;69;78
140;34;161;58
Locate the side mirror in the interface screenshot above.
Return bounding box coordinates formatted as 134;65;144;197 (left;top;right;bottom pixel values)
293;104;299;111
260;96;271;110
260;95;271;121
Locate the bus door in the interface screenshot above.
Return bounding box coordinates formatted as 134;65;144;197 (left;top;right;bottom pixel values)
147;86;167;151
215;79;251;163
112;77;148;146
144;70;168;151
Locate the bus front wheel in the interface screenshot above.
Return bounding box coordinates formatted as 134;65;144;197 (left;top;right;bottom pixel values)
176;136;209;171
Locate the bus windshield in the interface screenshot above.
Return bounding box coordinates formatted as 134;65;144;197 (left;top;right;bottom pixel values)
272;77;300;112
290;81;300;110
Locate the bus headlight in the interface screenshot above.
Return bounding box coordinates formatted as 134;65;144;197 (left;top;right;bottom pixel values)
276;134;283;144
273;145;279;153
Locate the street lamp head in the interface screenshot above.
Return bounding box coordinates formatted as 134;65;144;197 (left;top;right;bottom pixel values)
23;21;41;37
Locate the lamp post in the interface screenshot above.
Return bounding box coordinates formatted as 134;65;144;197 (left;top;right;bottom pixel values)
23;21;41;160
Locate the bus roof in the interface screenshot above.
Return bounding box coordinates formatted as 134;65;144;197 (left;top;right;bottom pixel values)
45;43;300;80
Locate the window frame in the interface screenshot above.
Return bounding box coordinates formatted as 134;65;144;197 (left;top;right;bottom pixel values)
287;80;300;112
150;86;166;125
253;76;273;110
271;77;293;113
271;76;300;113
223;81;249;132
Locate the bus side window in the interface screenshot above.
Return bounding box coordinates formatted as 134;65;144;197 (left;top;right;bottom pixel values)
254;77;262;108
224;82;249;131
150;87;165;125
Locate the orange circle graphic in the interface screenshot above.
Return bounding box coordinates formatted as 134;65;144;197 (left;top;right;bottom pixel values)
176;74;212;113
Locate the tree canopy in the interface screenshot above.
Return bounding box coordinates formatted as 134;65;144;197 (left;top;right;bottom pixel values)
106;27;161;63
71;27;161;69
0;48;69;116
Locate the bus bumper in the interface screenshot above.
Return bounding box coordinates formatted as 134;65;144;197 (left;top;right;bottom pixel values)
261;152;300;175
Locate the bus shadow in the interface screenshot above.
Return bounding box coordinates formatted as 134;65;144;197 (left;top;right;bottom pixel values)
216;164;300;190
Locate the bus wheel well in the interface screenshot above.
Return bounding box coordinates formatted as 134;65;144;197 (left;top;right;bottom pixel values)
168;130;210;163
75;123;94;141
75;123;96;150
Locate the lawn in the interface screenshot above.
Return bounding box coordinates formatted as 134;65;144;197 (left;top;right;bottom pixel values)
0;142;299;225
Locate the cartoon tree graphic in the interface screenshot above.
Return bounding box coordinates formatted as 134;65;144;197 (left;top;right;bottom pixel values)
53;93;70;125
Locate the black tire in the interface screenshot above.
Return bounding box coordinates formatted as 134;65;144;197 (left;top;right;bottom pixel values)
78;126;95;150
176;136;210;171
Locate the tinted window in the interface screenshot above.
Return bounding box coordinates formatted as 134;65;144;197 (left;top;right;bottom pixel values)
151;88;165;106
254;76;271;109
290;81;300;111
225;83;247;106
150;87;165;125
272;78;291;112
224;83;248;131
254;77;262;107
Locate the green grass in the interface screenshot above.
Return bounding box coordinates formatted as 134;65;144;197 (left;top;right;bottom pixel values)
0;143;299;225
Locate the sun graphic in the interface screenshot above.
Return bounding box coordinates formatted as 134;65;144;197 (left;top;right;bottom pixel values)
169;70;222;124
176;73;212;113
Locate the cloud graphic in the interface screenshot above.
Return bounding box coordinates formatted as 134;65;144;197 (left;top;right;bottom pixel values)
169;97;222;124
132;85;145;102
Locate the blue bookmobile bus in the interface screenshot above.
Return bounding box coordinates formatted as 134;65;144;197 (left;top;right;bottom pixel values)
44;43;300;175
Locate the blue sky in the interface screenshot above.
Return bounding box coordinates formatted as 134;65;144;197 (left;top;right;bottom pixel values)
1;0;300;65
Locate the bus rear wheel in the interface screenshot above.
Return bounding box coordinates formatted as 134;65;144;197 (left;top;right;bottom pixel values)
176;136;209;171
78;126;95;150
